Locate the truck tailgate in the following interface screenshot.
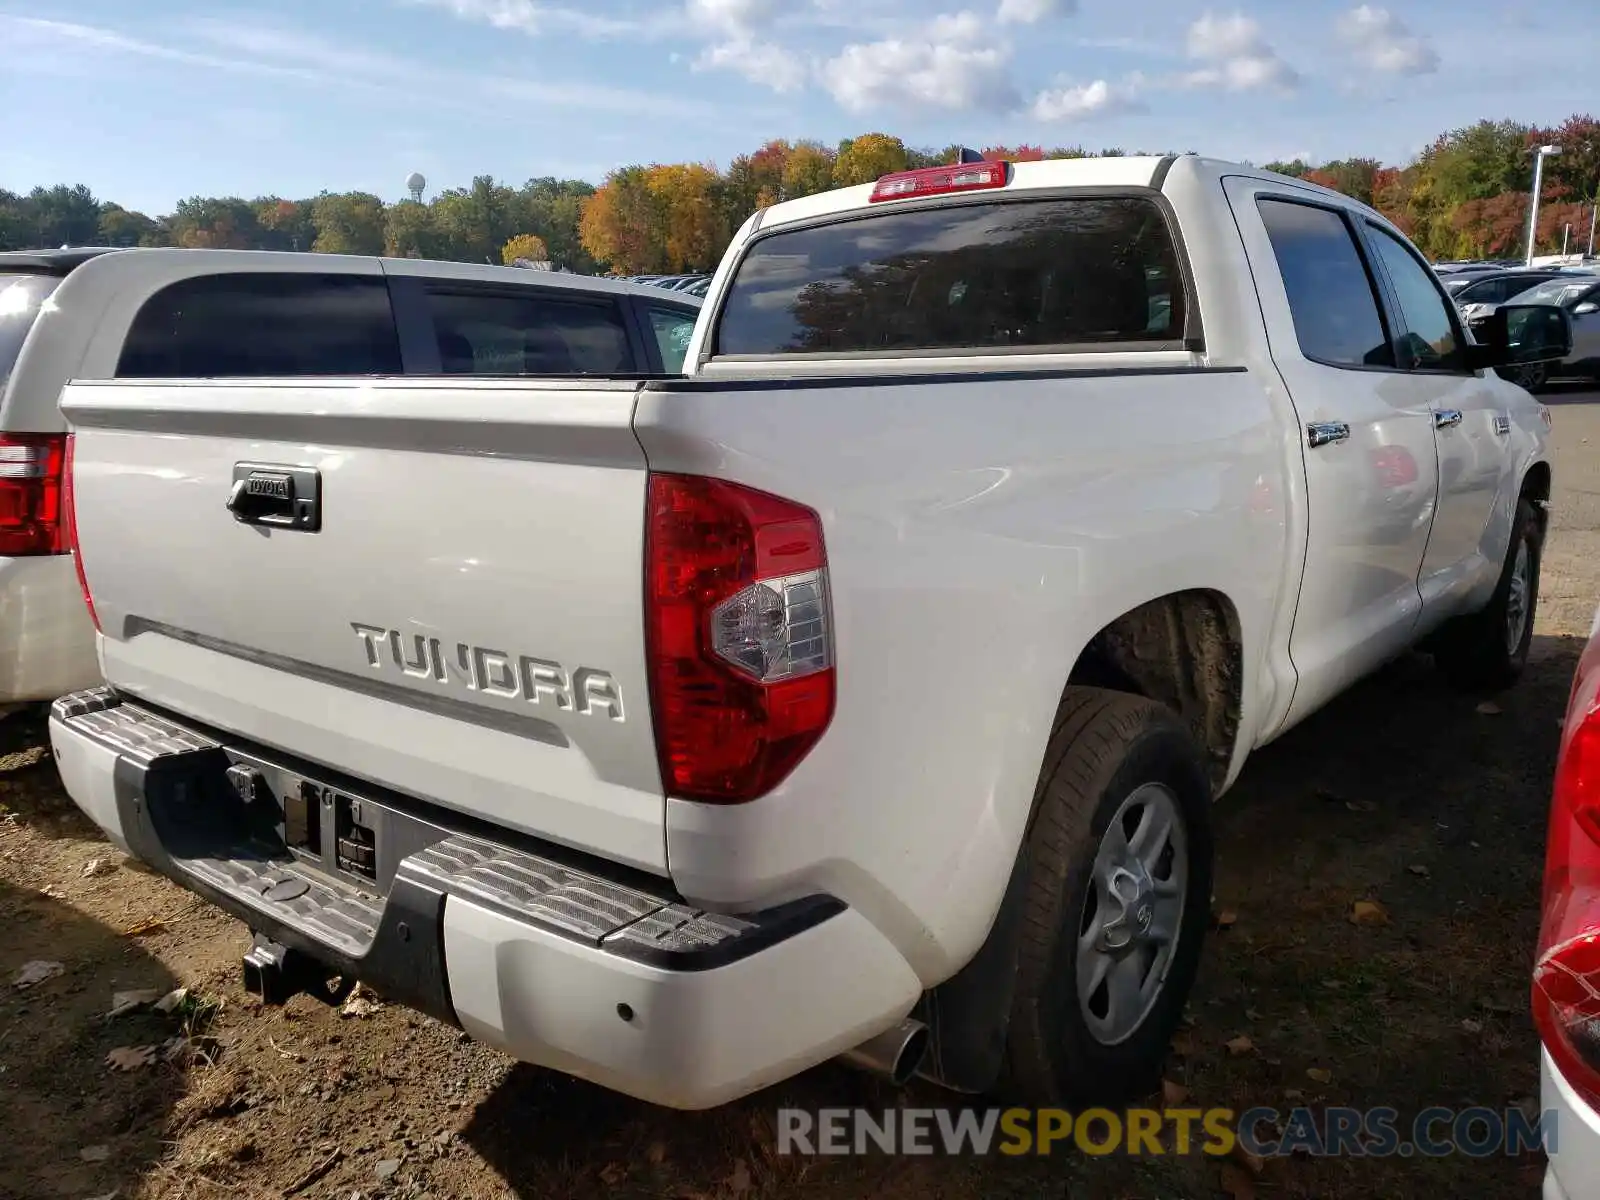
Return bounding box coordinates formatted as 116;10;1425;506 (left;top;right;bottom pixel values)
60;378;667;873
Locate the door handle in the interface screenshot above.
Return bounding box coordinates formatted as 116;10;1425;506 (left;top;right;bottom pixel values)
1306;421;1350;448
1434;409;1463;429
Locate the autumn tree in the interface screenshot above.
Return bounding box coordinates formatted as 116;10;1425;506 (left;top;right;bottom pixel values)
782;142;835;198
169;197;261;249
255;198;316;252
580;167;663;274
833;134;910;186
384;200;445;259
502;233;549;265
97;205;164;247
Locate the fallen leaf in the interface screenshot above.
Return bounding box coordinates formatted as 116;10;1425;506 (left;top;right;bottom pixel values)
107;990;161;1019
1322;979;1345;990
1349;900;1390;927
79;1144;111;1163
1245;1008;1262;1022
1476;700;1503;716
1231;1143;1266;1175
1462;1018;1484;1034
153;988;188;1015
374;1158;401;1182
1220;1162;1257;1200
105;1045;158;1072
82;858;117;878
647;1141;667;1165
12;960;63;989
727;1159;753;1196
599;1163;626;1185
1345;800;1380;813
1171;1031;1196;1056
1226;1035;1256;1057
1215;910;1239;929
1283;1088;1305;1101
1408;864;1431;878
120;919;166;938
39;884;65;899
1307;1067;1333;1084
1162;1078;1190;1105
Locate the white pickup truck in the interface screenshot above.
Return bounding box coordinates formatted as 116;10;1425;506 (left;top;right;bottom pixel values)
49;154;1571;1110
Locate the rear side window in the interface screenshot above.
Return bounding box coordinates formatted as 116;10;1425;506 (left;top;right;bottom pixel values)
0;274;62;390
713;196;1187;357
425;289;634;375
118;273;401;377
646;306;698;372
1256;199;1393;369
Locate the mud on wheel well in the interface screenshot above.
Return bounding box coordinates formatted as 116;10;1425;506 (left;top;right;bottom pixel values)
1066;591;1243;793
1523;461;1552;537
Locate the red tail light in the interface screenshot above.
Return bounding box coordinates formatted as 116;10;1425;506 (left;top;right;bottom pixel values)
869;161;1008;203
1533;618;1600;1105
644;473;835;803
0;433;67;556
61;434;100;633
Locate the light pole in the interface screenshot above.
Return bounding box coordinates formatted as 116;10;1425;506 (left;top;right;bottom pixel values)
1526;144;1562;265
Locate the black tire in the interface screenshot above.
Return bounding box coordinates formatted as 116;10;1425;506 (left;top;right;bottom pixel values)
998;687;1213;1107
1497;361;1549;392
1430;494;1542;691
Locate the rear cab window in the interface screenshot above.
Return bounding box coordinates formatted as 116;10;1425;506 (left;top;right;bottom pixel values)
645;305;698;372
710;195;1188;358
0;274;64;390
118;273;401;376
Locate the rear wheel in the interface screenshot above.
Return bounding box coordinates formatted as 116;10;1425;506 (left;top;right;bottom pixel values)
1431;494;1542;691
999;688;1213;1106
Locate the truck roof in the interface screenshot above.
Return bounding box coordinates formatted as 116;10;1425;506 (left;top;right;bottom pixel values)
0;247;126;274
752;153;1355;231
30;247;701;306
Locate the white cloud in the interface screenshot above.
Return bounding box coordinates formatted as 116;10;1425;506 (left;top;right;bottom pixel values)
1336;5;1439;74
409;0;669;40
1031;74;1145;120
1184;11;1298;91
997;0;1075;24
686;0;782;35
695;38;809;92
819;10;1019;113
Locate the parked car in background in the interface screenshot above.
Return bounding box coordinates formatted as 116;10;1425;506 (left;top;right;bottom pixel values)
0;246;701;709
1447;270;1569;317
1534;599;1600;1200
1473;275;1600;391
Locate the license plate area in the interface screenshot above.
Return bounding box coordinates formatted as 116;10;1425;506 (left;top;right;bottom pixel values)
223;752;450;895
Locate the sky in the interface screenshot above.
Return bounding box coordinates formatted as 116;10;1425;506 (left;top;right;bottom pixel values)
1;0;1595;216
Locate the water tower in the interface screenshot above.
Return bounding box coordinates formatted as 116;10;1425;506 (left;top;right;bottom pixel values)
406;172;426;204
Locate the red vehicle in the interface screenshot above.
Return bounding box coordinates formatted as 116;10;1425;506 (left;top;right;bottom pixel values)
1533;603;1600;1196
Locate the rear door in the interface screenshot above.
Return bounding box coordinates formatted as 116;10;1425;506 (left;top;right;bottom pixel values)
1355;218;1513;620
1224;179;1441;730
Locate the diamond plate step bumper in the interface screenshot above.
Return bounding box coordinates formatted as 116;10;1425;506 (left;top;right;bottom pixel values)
49;688;844;1026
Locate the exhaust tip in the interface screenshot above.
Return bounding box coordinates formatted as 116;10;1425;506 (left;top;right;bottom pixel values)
888;1022;929;1086
838;1017;929;1086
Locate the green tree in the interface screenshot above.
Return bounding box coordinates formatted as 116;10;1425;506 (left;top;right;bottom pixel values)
384;200;444;259
169;197;261;249
97;204;163;247
311;191;386;255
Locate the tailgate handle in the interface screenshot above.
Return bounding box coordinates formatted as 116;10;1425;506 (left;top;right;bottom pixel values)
228;464;322;532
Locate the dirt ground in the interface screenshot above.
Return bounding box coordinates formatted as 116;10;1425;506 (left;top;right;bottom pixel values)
5;387;1600;1200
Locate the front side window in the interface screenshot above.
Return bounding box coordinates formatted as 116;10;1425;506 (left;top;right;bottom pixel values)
713;196;1187;357
118;273;401;376
1365;224;1465;371
1256;198;1393;369
647;306;698;372
425;289;633;374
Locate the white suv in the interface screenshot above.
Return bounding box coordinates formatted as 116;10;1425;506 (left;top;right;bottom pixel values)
0;247;700;709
